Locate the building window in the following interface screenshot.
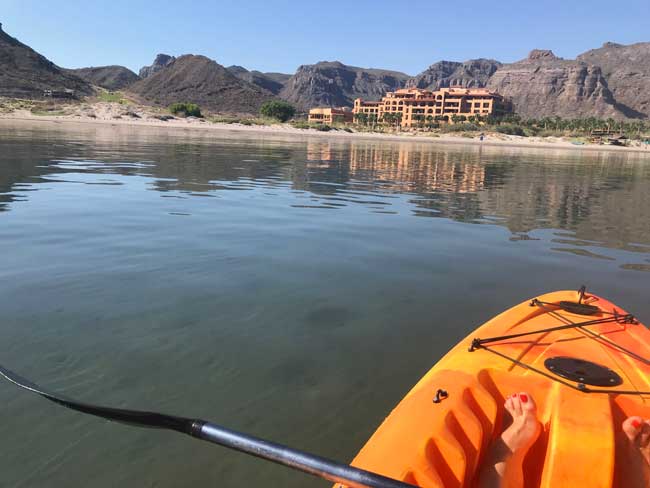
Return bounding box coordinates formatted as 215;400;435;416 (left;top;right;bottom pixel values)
483;102;490;108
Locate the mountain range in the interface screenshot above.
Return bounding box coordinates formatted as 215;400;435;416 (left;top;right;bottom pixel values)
1;22;649;119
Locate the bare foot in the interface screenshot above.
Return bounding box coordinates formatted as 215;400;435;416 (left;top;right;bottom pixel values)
622;416;650;487
477;392;541;488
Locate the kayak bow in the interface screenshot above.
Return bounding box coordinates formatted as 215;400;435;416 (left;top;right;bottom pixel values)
341;288;650;488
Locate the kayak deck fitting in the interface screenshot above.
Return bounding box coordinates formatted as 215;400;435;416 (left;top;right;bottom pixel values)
339;288;650;488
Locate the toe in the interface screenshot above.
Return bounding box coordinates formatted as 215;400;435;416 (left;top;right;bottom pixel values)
622;416;644;442
518;392;536;414
504;395;515;415
640;421;650;448
510;393;523;417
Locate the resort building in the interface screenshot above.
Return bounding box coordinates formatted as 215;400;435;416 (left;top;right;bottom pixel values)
354;87;509;128
308;107;354;125
352;100;381;117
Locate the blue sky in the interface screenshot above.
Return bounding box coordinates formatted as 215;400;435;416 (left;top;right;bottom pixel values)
4;0;650;75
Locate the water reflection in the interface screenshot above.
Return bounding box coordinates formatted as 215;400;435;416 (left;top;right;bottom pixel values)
2;125;649;264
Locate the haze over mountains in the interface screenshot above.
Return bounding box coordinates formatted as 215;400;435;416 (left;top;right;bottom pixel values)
1;22;649;119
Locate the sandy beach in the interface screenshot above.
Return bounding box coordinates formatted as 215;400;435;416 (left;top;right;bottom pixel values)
2;103;650;155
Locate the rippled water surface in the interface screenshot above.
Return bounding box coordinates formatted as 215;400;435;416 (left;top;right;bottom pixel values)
1;121;649;487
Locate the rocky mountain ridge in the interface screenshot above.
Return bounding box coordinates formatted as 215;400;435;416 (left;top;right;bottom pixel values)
406;59;501;90
129;54;274;114
278;61;410;110
67;65;140;90
139;54;176;79
226;65;290;95
1;22;649;119
486;50;624;119
577;42;650;118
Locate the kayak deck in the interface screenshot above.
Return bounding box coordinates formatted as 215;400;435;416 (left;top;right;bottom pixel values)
339;290;650;488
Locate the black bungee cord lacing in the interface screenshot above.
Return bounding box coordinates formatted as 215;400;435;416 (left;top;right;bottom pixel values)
468;286;650;395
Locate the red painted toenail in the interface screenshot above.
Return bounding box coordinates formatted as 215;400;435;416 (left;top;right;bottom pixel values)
520;394;528;403
633;419;642;429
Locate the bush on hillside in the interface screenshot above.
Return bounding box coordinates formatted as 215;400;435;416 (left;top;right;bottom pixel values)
259;100;295;122
169;102;202;117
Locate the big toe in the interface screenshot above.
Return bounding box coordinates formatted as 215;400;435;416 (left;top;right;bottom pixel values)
517;392;536;414
623;417;643;441
622;416;650;446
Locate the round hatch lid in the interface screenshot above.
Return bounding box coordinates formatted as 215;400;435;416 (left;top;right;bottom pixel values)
544;356;622;387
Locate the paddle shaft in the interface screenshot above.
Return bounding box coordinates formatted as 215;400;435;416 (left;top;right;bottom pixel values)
0;365;417;488
194;422;416;488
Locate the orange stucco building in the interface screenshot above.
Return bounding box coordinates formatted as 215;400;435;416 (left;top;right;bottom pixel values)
308;107;354;125
354;87;509;128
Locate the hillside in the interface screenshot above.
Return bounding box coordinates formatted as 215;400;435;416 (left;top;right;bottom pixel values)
486;50;624;119
0;23;93;98
128;54;274;114
227;65;290;95
577;42;650;118
68;65;140;90
407;59;501;90
139;54;175;79
278;61;410;109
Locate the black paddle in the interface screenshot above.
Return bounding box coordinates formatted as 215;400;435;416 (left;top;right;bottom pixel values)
0;365;418;488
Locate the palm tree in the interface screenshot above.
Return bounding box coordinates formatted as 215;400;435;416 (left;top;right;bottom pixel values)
355;113;368;126
369;114;378;129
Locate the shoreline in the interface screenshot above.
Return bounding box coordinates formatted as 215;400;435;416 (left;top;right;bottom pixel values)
2;110;650;155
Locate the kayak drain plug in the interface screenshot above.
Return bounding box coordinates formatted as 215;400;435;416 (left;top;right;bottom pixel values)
433;389;448;404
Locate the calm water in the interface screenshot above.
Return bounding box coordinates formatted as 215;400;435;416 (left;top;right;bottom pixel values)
1;121;649;487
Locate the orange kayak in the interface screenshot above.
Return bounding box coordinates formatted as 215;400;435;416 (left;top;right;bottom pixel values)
337;289;650;488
